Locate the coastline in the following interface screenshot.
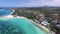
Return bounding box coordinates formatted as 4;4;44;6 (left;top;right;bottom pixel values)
16;16;51;34
16;16;56;34
0;15;52;34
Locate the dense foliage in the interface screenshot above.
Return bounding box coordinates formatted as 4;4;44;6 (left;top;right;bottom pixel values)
12;8;60;34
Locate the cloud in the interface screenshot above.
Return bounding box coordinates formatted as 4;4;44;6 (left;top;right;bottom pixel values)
41;0;60;6
0;0;41;7
0;0;60;7
22;0;60;7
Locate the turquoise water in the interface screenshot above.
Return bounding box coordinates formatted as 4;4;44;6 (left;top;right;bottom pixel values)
0;9;50;34
0;9;14;16
0;18;49;34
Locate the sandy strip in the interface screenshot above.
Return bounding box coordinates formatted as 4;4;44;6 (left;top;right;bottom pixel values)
0;15;54;34
13;16;55;34
16;16;51;34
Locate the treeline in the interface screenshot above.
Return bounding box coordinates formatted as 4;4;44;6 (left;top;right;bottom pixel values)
12;8;60;20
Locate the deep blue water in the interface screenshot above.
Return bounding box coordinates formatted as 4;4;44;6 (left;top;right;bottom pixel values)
0;9;14;16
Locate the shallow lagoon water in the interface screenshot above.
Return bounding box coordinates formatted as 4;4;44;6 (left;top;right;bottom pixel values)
0;18;49;34
0;9;50;34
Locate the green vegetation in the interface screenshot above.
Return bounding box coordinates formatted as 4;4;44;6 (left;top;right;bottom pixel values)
49;22;60;34
49;23;57;32
0;7;60;34
12;8;40;20
12;8;60;34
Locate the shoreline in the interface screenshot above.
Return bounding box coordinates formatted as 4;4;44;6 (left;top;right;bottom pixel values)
16;16;56;34
0;15;53;34
16;16;51;34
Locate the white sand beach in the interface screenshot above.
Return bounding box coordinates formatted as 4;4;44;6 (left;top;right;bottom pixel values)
16;16;51;34
0;15;55;34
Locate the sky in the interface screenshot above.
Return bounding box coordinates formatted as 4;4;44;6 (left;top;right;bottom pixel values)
0;0;60;7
